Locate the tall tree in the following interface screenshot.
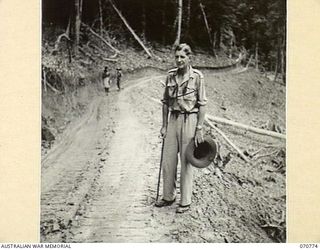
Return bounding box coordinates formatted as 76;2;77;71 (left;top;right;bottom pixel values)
98;0;103;36
74;0;81;54
173;0;183;47
141;1;146;42
185;0;191;34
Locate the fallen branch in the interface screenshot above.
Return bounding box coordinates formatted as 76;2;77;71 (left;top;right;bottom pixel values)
87;42;104;54
263;143;283;148
86;44;118;62
268;163;285;173
88;44;118;62
82;22;121;55
46;82;62;94
232;67;248;74
51;33;71;54
251;147;264;157
109;0;152;58
254;149;279;160
78;47;95;61
142;91;285;141
261;224;284;229
109;52;118;59
102;57;118;62
140;89;283;156
206;114;286;140
199;235;209;242
205;118;250;162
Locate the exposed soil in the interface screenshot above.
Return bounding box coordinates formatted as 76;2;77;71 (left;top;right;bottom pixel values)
41;66;286;243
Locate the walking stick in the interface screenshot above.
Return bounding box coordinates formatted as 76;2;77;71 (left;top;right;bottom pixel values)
156;137;165;202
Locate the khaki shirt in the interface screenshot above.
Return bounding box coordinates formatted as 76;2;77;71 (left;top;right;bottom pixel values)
162;66;207;113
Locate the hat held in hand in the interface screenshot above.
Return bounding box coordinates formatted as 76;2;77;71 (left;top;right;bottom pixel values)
186;137;218;168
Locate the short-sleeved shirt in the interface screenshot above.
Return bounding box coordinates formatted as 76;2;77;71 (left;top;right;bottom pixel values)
102;71;110;88
116;71;122;80
162;66;207;113
102;71;110;79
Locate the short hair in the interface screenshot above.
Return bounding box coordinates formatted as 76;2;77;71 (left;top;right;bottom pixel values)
175;43;192;56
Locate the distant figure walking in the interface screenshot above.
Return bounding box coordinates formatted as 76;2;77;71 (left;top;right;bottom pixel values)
102;66;111;95
116;67;122;91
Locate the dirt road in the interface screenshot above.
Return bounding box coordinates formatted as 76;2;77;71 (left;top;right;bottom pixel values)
41;75;169;242
41;70;286;243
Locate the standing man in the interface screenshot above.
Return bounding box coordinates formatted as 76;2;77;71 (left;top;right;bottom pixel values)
116;67;122;91
102;66;110;95
155;43;207;213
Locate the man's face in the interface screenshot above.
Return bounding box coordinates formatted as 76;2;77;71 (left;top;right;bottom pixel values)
175;50;190;69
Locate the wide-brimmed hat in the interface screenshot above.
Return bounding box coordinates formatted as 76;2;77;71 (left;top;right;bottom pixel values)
186;137;218;168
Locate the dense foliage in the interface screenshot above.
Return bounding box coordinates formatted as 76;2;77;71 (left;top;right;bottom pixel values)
42;0;286;74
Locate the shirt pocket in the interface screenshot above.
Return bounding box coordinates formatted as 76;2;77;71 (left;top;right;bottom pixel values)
182;79;197;101
167;82;178;98
183;86;197;101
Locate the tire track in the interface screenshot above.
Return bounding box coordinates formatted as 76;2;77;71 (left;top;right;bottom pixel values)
41;95;119;242
68;77;162;242
41;76;166;242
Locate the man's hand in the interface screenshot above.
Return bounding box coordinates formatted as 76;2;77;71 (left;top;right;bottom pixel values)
195;129;204;147
160;126;167;139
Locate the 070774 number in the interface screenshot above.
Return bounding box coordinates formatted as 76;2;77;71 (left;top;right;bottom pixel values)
300;244;318;248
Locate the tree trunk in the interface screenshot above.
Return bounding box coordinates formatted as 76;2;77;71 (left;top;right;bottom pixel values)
229;30;236;59
206;114;286;140
66;17;71;37
79;0;83;19
218;27;223;49
274;34;281;81
205;118;250;162
67;40;72;63
199;0;216;57
141;2;146;42
109;0;152;58
74;0;81;54
99;0;103;36
255;41;259;70
65;17;72;62
273;25;281;81
173;0;183;47
213;31;217;49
